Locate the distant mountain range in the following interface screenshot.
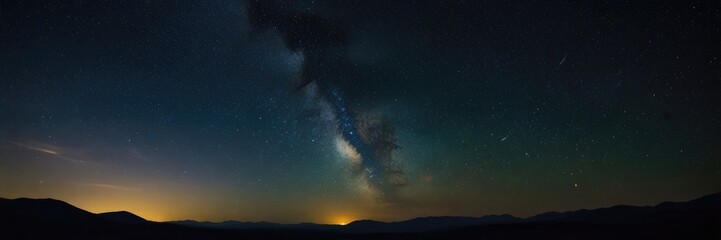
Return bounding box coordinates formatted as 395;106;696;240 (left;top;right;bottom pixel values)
168;214;521;233
169;191;721;233
1;192;719;239
97;211;148;224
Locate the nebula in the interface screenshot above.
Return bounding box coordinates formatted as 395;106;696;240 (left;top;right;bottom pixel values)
245;0;407;200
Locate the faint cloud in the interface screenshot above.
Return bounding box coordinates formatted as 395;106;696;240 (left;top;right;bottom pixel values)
421;174;434;183
5;140;94;164
75;182;142;192
17;142;60;155
126;148;150;162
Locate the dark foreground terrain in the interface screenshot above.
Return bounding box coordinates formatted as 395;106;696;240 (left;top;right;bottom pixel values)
1;192;719;239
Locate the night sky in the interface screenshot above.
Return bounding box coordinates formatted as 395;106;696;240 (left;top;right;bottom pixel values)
1;0;720;224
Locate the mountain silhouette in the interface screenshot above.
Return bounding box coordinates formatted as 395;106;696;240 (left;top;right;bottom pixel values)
0;198;102;225
344;215;521;233
525;192;721;224
98;211;148;224
167;219;341;231
1;192;719;239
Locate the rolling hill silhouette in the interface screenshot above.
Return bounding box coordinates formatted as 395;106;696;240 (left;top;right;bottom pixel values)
341;215;521;233
98;211;148;224
1;192;719;239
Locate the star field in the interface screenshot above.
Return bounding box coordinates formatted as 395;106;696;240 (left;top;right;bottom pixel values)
1;0;720;224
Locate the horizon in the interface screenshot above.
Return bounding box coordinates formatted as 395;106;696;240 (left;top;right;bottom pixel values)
1;1;720;225
2;190;717;224
87;190;721;224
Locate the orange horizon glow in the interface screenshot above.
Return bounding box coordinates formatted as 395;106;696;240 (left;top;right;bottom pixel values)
329;215;354;225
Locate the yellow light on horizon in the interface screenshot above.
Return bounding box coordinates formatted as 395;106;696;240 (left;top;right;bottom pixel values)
330;215;354;225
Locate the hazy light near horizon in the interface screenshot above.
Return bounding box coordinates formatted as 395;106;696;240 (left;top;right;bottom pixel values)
0;0;719;225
